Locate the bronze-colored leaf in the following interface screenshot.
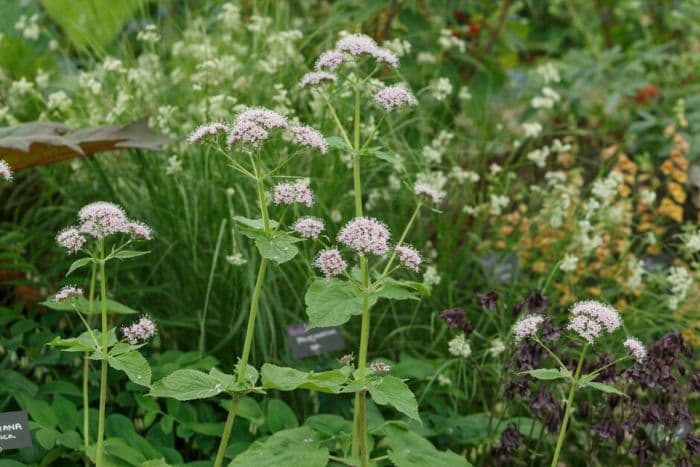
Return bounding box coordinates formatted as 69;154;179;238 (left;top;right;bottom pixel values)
0;119;173;171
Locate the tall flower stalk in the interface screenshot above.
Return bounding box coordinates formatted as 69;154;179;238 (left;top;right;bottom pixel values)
302;33;429;466
53;202;154;467
187;110;326;467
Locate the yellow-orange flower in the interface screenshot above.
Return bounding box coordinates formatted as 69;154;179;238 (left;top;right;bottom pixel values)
667;182;687;204
658;197;683;223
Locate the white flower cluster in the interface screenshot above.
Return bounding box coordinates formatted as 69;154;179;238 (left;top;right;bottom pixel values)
448;334;472;358
667;266;693;310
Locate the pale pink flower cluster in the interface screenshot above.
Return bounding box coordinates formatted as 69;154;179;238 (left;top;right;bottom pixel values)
623;337;647;363
57;202;151;253
273;182;314;207
513;314;545;343
374;84;416;111
0;160;12;181
335;34;399;68
292;216;324;239
299;71;337;88
314;248;348;278
337;217;391;256
54;285;84;302
395;244;422;271
188;122;228;144
56;227;87;254
227;107;288;147
414;183;444;204
314;51;346;71
370;361;391;374
566;300;621;343
122;315;157;345
290;125;327;154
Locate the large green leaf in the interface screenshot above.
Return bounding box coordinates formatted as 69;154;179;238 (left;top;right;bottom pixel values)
305;278;377;328
50;328;116;353
519;368;572;381
383;426;471;467
254;233;302;264
149;369;228;400
40;0;146;51
108;350;152;387
229;426;328;467
367;375;420;421
260;364;350;394
581;381;627;397
42;297;139;315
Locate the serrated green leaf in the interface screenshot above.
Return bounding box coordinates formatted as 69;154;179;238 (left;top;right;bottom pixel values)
67;257;92;276
520;368;572;381
42;297;139;315
581;381;627;397
265;399;298;433
366;148;405;172
36;427;58;450
108;350;151;387
149;369;225;400
305;278;377;328
232;216;279;231
383;426;470;467
53;396;79;432
255;233;301;264
25;399;57;428
111;249;150;260
229;426;328;467
50;328;116;353
261;364;308;391
373;279;419;301
367;375;420;421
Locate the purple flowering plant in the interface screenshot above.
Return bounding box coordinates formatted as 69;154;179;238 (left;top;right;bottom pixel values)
511;298;650;466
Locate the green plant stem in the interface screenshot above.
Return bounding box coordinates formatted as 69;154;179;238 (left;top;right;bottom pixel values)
550;344;588;467
214;155;271;467
350;84;369;466
214;396;241;467
96;242;108;467
83;261;97;464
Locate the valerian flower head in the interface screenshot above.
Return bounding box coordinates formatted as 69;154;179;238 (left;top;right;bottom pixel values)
314;248;348;278
126;221;153;240
337;217;391;256
122;315;157;345
314;50;347;71
290;125;327;154
395;244;422;271
623;337;647;363
78;201;130;237
299;71;336;88
188;122;228;144
414;182;444;204
334;33;399;68
56;227;87;254
566;300;621;343
292;216;324;239
374;84;416;111
226;107;288;147
370;361;391;374
0;160;13;181
513;314;545;343
53;285;84;302
273;182;314;207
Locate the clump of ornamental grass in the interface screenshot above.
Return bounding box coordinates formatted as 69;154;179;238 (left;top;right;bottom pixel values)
510;298;649;467
49;201;153;467
300;31;447;467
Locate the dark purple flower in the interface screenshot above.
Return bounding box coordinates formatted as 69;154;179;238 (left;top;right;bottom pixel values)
540;320;561;341
440;307;473;334
685;433;700;456
491;424;523;461
513;290;549;316
478;290;499;311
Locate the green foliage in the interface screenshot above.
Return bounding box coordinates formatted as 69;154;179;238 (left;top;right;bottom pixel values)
229;426;329;467
367;375;420;421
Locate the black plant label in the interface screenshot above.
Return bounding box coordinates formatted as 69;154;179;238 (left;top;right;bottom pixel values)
0;411;32;450
287;323;345;359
